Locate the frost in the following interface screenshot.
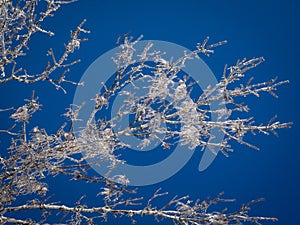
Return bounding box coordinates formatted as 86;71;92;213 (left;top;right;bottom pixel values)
0;3;290;223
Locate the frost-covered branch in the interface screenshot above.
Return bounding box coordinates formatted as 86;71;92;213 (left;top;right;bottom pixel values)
2;191;277;225
0;0;89;92
85;36;291;155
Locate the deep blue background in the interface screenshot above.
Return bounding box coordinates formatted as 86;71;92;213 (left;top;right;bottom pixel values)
1;0;299;224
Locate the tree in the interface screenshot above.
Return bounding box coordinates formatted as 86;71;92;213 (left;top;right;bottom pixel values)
0;1;291;224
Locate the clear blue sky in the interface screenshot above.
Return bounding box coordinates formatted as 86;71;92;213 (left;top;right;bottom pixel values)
1;0;299;224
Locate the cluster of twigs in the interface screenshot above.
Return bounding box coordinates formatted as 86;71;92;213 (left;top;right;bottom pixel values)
0;0;89;92
0;0;291;224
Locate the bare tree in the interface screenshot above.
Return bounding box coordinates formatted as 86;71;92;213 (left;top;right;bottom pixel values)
0;1;292;224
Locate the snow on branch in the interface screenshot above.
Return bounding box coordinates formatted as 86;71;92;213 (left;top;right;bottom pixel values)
0;0;89;92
